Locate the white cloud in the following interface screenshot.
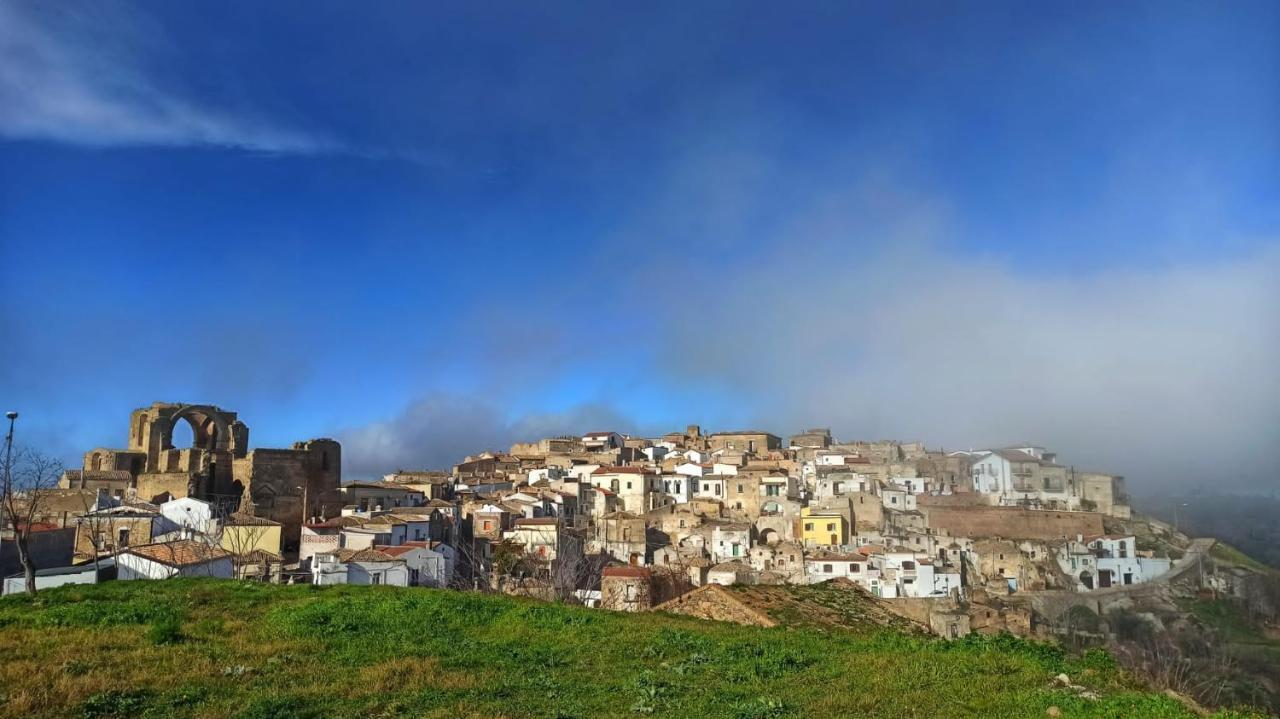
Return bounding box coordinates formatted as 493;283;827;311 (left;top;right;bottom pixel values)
0;3;336;152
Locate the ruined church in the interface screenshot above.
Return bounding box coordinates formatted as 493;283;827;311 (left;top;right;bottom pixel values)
61;402;342;549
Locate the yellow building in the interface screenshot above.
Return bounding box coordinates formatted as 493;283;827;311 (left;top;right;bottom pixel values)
800;507;848;547
219;513;283;557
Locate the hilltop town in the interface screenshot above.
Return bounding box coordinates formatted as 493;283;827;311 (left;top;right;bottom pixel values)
4;402;1280;716
3;402;1217;633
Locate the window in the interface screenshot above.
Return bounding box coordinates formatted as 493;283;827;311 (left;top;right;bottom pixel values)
804;523;814;531
625;584;638;601
118;528;130;547
826;523;835;532
715;485;721;496
483;520;493;531
823;564;833;573
737;484;744;494
850;563;860;572
902;561;915;570
626;481;632;490
891;496;898;504
371;573;382;585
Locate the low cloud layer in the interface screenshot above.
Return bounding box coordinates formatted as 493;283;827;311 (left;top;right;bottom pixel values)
0;3;335;152
339;395;644;479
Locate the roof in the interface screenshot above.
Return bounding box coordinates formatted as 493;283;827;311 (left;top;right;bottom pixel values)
125;540;231;568
602;565;651;578
591;466;644;475
514;517;558;527
374;545;424;558
333;548;403;563
343;481;416;491
61;469;135;482
234;549;282;563
224;513;281;527
583;431;618;438
708;430;779;437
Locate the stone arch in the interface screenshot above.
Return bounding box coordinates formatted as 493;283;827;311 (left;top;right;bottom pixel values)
91;452;103;471
1079;570;1094;590
759;527;780;546
163;405;232;452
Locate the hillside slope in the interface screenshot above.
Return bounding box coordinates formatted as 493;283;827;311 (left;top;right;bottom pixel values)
0;580;1255;719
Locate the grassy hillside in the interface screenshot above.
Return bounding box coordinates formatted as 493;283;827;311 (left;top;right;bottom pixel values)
0;580;1259;719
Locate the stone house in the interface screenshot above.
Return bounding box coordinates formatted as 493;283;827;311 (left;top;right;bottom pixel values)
596;511;648;565
709;522;753;563
588;466;660;514
749;541;804;582
600;565;652;611
707;431;782;455
707;560;755;586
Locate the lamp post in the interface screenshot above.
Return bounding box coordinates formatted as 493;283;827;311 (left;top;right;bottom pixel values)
1;412;16;561
1173;502;1188;533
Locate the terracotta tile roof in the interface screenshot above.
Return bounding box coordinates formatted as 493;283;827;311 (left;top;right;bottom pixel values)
224;513;281;527
592;466;644;474
334;548;403;563
126;540;231;568
374;545;421;558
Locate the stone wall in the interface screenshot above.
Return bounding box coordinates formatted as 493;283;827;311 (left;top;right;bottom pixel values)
923;506;1103;540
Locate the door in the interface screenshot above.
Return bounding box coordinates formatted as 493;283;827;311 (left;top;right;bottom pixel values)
1098;570;1112;588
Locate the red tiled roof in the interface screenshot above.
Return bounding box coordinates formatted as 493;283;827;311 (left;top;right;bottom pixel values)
592;466;644;474
374;545;420;558
126;540;231;568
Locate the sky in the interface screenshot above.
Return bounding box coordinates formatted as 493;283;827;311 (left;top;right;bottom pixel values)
1;2;1277;494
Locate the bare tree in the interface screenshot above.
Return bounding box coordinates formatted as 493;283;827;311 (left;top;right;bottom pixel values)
1;447;65;595
218;514;275;581
74;493;120;577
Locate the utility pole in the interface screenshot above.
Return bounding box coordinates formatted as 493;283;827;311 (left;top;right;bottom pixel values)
1;412;16;558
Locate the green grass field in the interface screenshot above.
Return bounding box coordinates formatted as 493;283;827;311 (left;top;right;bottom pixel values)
0;580;1257;718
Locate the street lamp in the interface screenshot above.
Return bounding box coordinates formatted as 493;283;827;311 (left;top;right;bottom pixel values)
2;412;16;557
1173;502;1189;533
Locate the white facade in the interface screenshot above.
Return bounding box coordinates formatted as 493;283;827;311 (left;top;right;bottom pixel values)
710;524;751;562
660;475;694;504
694;475;728;501
158;497;216;536
312;552;409;586
117;552;233;581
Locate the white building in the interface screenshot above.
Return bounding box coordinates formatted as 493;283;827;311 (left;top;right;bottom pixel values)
312;548;409;586
118;540;233;580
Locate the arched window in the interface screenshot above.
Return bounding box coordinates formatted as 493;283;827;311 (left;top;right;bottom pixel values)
91;453;102;471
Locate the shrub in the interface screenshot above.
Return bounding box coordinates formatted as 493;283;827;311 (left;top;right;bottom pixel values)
79;690;152;718
146;616;184;645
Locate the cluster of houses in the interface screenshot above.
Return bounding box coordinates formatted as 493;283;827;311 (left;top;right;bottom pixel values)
4;421;1177;635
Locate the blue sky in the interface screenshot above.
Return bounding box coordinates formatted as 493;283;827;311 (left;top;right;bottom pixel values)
1;2;1277;487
